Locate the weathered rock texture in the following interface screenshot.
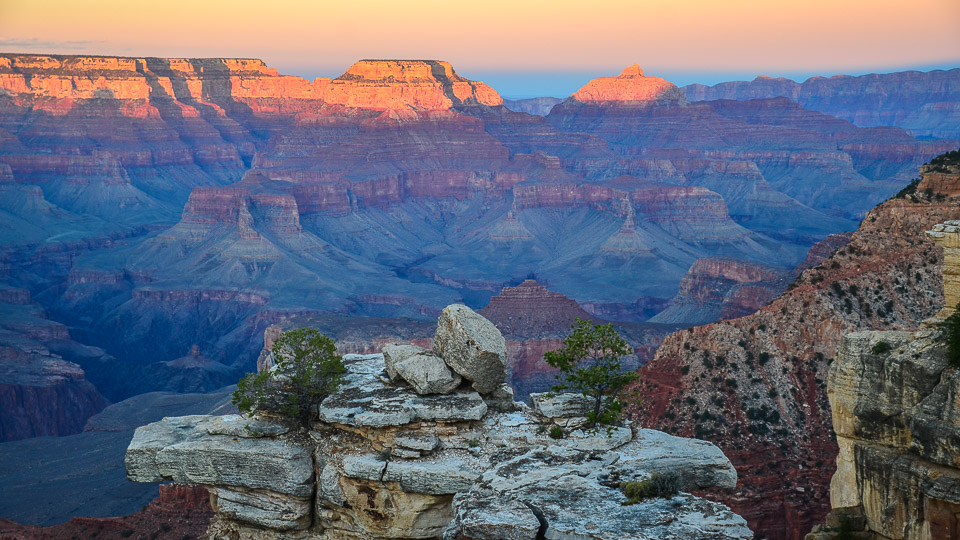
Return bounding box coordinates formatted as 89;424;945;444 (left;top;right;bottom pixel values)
634;156;960;540
126;355;749;539
433;304;507;394
126;311;750;539
926;219;960;318
811;327;960;540
806;217;960;539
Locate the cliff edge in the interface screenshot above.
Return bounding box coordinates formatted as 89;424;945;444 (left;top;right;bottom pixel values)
808;219;960;539
125;305;750;539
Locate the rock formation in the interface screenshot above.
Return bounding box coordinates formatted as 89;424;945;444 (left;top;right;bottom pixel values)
0;294;107;441
805;218;960;539
682;68;960;138
569;64;687;105
810;327;960;539
634;151;960;540
322;60;502;110
478;280;593;336
649;257;787;325
125;307;751;539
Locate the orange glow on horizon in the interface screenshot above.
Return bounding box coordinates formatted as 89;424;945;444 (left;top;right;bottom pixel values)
1;0;958;80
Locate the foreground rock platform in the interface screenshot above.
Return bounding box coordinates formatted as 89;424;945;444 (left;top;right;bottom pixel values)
127;351;750;539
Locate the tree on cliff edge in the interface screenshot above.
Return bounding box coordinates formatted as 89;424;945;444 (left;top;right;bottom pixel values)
233;328;346;429
545;318;639;429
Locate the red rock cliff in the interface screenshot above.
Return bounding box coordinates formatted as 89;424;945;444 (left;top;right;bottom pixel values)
633;161;960;540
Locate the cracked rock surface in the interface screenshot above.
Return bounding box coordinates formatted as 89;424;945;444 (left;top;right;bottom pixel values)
127;318;751;539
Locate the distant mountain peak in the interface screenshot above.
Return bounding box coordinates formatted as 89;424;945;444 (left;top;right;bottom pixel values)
570;65;686;104
619;64;645;77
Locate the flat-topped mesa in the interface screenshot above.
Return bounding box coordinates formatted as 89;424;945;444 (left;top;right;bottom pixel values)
0;53;326;106
323;59;503;110
570;63;688;105
925;219;960;318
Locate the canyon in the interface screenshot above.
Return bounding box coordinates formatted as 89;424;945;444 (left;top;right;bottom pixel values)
0;52;959;535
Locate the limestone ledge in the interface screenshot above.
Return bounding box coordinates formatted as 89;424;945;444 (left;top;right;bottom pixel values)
126;352;750;539
823;329;960;540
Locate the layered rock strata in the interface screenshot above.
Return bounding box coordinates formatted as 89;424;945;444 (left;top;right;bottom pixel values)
126;308;750;539
634;155;960;539
807;219;960;539
682;69;960;138
809;329;960;539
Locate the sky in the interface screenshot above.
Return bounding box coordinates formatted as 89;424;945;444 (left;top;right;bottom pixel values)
1;0;958;97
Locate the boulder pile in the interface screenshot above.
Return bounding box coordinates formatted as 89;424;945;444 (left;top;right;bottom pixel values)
126;304;751;539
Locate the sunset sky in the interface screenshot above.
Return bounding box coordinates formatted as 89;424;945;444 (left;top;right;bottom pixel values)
2;0;958;97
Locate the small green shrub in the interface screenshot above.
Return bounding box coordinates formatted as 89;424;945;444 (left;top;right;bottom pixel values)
620;472;681;505
870;341;892;355
549;425;564;439
232;328;346;428
467;438;480;448
544;318;639;430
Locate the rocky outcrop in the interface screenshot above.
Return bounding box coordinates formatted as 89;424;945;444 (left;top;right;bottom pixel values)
649;257;786;325
682;68;960;138
478;280;593;337
807;217;960;539
0;299;108;441
811;327;960;539
433;304;508;394
323;60;502;110
570;64;687;105
125;309;750;539
926;219;960;318
634;156;960;540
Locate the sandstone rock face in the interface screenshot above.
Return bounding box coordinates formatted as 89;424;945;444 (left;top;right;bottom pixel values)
126;350;750;539
820;328;960;540
433;305;508;394
925;219;960;318
325;60;503;110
